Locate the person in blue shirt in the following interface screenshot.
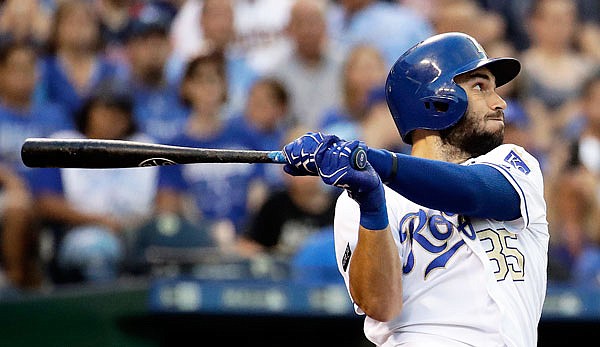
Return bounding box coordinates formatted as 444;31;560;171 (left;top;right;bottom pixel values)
0;39;72;177
227;77;292;190
0;38;72;289
156;52;265;253
123;2;189;143
39;0;127;120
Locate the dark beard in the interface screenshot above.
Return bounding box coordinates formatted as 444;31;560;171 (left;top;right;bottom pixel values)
439;110;504;158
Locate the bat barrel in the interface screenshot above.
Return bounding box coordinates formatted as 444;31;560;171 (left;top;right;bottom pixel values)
22;138;145;168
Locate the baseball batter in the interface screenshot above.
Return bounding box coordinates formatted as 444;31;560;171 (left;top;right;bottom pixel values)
282;32;549;346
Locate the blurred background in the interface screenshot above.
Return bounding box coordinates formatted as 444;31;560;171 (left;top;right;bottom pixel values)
0;0;598;346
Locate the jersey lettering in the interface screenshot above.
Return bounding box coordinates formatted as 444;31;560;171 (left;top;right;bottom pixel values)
397;209;472;278
425;239;465;279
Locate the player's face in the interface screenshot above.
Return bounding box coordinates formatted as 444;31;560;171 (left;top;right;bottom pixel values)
441;68;507;157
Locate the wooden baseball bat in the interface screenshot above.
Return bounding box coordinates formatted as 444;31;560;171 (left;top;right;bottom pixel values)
21;138;368;170
21;138;287;168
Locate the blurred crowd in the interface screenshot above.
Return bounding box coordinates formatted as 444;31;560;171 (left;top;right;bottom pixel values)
0;0;599;295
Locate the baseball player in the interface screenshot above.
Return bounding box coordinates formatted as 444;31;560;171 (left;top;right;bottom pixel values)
282;32;549;346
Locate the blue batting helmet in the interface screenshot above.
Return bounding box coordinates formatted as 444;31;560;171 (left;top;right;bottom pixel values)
385;32;521;144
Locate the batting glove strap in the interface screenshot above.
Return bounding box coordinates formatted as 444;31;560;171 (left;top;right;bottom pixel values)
348;180;388;230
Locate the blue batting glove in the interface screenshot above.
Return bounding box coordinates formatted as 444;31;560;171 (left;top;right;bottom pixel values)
315;137;388;230
315;136;379;192
282;132;326;176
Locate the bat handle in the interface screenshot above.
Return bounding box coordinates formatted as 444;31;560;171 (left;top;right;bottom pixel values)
270;146;368;171
268;151;287;164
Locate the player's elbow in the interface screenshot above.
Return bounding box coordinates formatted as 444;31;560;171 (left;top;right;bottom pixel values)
353;289;403;322
361;299;403;322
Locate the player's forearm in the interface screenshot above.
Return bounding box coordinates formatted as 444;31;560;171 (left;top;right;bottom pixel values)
349;225;403;322
367;148;520;220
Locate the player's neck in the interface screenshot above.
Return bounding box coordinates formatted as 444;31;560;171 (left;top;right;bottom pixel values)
410;131;469;163
411;132;443;160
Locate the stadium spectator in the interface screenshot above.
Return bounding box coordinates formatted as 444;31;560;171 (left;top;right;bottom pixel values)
237;173;336;259
124;2;188;143
170;0;294;76
167;0;203;64
227;77;292;193
360;86;408;154
269;0;344;130
431;0;507;49
486;39;548;168
30;81;158;284
96;0;137;65
40;0;127;120
546;71;600;284
231;78;291;151
169;0;258;116
0;38;72;289
470;0;534;50
226;0;295;75
326;0;434;68
0;164;38;290
473;0;600;54
0;39;72;174
237;126;337;259
520;0;597;132
155;52;264;254
0;0;52;48
319;44;388;141
578;20;600;64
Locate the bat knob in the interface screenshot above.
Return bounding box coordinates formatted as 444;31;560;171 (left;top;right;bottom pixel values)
351;146;368;170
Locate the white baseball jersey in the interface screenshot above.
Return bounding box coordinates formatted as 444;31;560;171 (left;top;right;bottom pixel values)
334;144;549;347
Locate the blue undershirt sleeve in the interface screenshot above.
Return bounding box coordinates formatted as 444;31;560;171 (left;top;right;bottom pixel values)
367;148;521;220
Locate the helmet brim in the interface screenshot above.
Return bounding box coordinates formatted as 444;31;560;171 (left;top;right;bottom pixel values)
455;57;521;88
